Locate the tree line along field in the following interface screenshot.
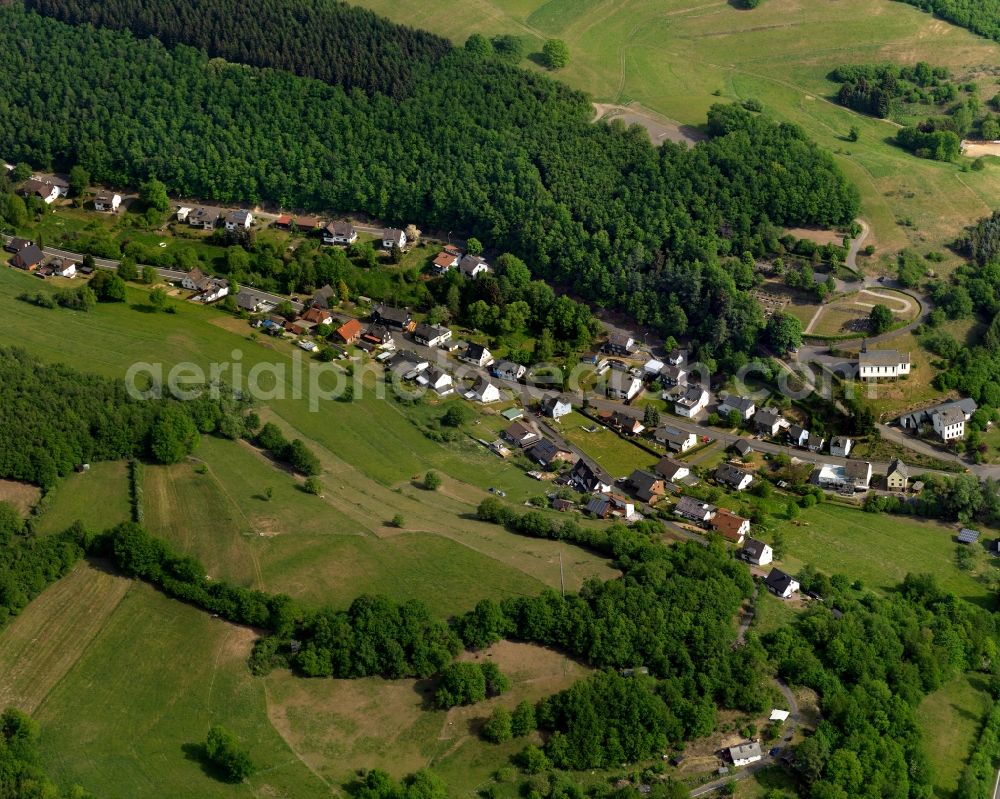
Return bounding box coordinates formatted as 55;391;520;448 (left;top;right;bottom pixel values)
354;0;1000;265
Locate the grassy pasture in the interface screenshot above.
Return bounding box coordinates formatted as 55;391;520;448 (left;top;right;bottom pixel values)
354;0;1000;265
917;673;992;799
556;410;658;478
775;502;998;607
33;460;131;535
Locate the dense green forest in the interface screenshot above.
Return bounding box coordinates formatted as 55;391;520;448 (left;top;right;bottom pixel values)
768;573;1000;799
25;0;451;99
894;0;1000;44
0;347;252;487
1;4;858;365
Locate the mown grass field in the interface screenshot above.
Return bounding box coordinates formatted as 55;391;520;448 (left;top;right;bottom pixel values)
33;460;131;535
357;0;1000;265
917;673;992;799
775;502;998;607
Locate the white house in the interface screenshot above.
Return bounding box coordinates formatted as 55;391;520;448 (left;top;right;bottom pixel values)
322;220;357;245
729;742;763;768
643;358;665;377
607;371;642;402
740;538;773;567
181;267;209;291
413;323;452;348
461;343;494;368
830;436;852;457
467;376;500;403
199;280;230;303
813;461;871;492
659;363;688;387
674;495;716;523
93;192;121;213
859;348;911;380
787;425;809;448
900;398;976;438
655;426;697;452
542;396;572;420
604;332;635;356
176;206;193;222
933;406;966;441
753;409;783;437
674;385;709;418
459;254;490;279
717;394;756;421
493;360;526;381
382;228;407;250
21;178;63;204
188;207;220;229
765;568;800;599
50;259;76;278
716;463;753;492
711;508;750;545
416;367;454;396
225;209;253;232
655;457;690;483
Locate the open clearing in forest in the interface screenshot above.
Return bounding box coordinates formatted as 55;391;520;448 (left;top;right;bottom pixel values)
806;288;918;335
0;479;41;516
33;460;131;535
355;0;1000;266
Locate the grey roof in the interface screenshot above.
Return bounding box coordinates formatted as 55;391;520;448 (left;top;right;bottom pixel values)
585;496;611;516
382;228;405;245
326;220;355;236
732;439;753;456
887;458;909;478
720;394;755;413
831;436;851;448
464;342;490;360
741;538;768;559
716;463;751;487
529;438;561;465
675;495;715;518
656;425;690;445
14;243;43;266
860;349;909;367
459;254;487;275
236;289;266;310
494;359;522;375
373;304;411;326
935;406;966;425
754;408;781;427
843;460;871;481
655;457;688;480
806;434;824;449
570;458;613;491
728;741;762;761
788;425;807;441
413;322;449;341
226;209;252;225
629;470;662;496
765;568;796;593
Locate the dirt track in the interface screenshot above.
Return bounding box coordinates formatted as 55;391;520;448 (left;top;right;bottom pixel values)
962;140;1000;158
592;102;707;145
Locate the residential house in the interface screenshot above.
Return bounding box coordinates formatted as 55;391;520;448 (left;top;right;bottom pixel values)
461;343;494;368
813;461;872;492
50;258;76;278
502;421;540;449
717;394;756;421
728;742;763;768
389;350;429;378
467;375;501;403
542;396;572;420
197;279;230;303
176;206;193;223
716;463;753;492
382;228;407;250
529;439;572;468
603;331;635;356
493;360;526;381
371;304;413;332
740;538;773;567
552;498;575;512
659;363;687;387
765;568;800;599
806;434;825;453
93;192;121;212
188;207;221;229
12;244;44;271
34;263;54;278
225;209;253;232
413;323;452;348
830;436;853;458
585;495;612;519
858;348;911;380
568;459;613;494
301;306;333;326
335;318;364;345
666;348;688;366
415;367;454;396
753;409;783;437
311;285;337;309
628;470;666;504
787;425;809;448
674;495;716;523
655;426;697;453
886;459;909;491
933;406;966;441
899;398;977;437
607;410;644;436
4;237;30;253
298;339;318;352
674;385;709;418
362;323;394;348
321;220;357;245
236;289;270;313
711;508;750;544
459;254;489;279
731;439;753;458
19;178;63;204
607;371;642;402
181;267;209;291
654;457;690;484
432;251;459;274
608;494;635;518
